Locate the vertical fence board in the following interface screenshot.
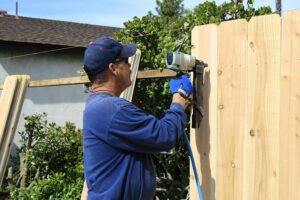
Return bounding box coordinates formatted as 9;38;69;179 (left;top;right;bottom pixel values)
191;24;218;200
280;10;300;200
217;19;247;200
245;14;280;200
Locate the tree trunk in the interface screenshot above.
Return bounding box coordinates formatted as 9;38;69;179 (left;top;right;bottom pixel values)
276;0;281;15
19;152;28;188
7;167;14;191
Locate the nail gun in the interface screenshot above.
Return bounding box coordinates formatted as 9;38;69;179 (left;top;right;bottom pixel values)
165;52;207;128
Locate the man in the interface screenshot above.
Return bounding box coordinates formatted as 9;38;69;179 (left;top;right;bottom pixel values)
83;37;192;200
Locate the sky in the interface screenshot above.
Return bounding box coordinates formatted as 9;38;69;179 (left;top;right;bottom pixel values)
0;0;299;28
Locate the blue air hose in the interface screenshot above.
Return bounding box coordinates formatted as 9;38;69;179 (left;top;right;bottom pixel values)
183;132;204;200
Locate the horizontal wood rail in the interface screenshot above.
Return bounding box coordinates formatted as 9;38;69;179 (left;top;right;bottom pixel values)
0;69;176;89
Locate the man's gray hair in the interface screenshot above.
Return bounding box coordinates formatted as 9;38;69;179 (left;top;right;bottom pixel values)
89;71;105;84
83;65;106;85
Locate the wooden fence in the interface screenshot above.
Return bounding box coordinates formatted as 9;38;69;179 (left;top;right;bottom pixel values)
190;10;300;200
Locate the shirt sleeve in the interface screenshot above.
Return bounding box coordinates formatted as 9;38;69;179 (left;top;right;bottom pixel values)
106;102;187;153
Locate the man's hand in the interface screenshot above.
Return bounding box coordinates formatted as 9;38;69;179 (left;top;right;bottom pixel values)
169;75;193;99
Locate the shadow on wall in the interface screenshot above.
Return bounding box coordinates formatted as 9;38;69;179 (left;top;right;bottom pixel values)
9;142;19;158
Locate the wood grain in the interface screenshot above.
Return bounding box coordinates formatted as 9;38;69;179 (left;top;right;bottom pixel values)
280;10;300;200
190;24;218;200
217;19;247;200
244;14;280;200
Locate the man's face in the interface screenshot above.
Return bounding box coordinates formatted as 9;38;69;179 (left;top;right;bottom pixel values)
114;58;132;90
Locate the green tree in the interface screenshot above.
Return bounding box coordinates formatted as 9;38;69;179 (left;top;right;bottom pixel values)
155;0;185;17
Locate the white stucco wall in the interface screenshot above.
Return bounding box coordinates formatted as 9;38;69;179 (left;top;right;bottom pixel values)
0;43;88;148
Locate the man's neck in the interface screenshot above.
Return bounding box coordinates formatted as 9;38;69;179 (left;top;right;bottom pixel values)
91;83;121;97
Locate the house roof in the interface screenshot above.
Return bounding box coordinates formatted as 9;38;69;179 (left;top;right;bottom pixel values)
0;14;121;47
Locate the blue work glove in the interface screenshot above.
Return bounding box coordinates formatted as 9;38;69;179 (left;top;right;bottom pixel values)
169;75;193;99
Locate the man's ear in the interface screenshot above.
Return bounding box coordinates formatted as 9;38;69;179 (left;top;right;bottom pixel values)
108;63;118;75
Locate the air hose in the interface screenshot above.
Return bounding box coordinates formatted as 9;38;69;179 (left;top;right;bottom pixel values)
183;132;204;200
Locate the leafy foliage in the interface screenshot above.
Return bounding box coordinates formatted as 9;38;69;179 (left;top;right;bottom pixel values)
156;0;185;17
4;113;83;200
153;141;190;199
10;172;83;200
18;113;82;182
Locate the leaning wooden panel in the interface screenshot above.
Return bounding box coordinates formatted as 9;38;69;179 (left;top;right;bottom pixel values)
245;14;280;200
0;75;29;185
190;24;218;200
0;76;18;146
280;10;300;200
217;19;247;200
120;49;141;101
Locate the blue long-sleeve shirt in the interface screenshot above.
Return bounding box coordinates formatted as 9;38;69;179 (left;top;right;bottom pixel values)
83;93;187;200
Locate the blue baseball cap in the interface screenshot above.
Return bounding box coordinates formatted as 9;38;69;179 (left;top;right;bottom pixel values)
83;37;137;75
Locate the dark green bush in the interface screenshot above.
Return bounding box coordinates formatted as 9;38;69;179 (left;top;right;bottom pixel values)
10;172;83;200
3;113;83;200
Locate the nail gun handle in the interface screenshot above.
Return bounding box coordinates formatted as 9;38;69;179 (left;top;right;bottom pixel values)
191;63;206;128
